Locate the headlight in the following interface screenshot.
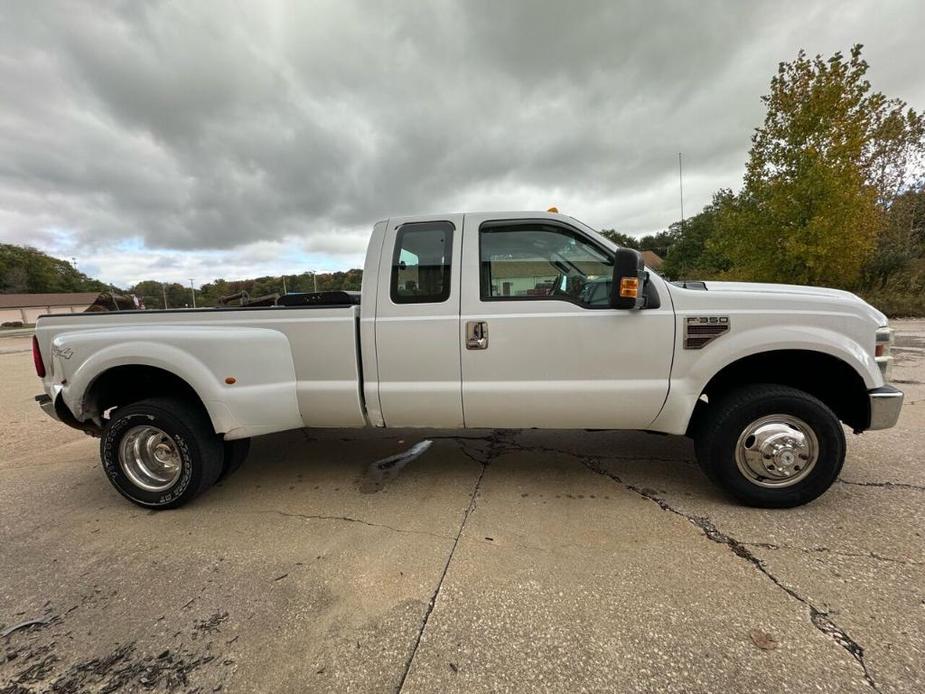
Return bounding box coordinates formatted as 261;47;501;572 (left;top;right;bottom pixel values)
875;326;894;381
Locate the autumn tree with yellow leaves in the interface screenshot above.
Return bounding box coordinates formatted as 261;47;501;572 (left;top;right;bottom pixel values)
709;45;924;287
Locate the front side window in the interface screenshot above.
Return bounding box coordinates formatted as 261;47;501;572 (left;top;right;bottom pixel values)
390;221;454;303
480;223;614;307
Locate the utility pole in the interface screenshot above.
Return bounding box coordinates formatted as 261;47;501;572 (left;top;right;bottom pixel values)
282;275;288;294
313;271;318;293
162;282;168;310
678;152;685;231
189;279;197;308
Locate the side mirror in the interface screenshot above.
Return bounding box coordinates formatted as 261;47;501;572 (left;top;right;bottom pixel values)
610;248;646;310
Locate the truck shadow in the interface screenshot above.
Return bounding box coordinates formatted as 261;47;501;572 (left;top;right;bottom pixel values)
211;427;722;506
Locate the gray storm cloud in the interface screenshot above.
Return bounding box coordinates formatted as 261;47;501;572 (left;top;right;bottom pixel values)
1;0;924;259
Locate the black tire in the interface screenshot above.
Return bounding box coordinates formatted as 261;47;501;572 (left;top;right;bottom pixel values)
100;397;223;509
219;438;251;480
695;384;846;508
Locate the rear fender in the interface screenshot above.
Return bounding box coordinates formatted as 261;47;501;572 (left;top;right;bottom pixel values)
53;326;303;440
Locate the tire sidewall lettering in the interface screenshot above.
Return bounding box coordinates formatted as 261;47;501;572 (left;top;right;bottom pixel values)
101;411;196;507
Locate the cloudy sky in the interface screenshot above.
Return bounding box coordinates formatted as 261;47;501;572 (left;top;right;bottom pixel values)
1;1;924;287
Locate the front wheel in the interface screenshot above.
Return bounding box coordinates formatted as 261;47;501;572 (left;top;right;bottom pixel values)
100;397;224;509
695;384;846;508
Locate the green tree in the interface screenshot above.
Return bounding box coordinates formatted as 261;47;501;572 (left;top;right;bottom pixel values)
0;244;109;294
661;199;731;279
600;229;675;259
184;268;364;307
711;45;925;287
863;186;925;287
128;280;195;308
599;229;639;249
637;230;674;259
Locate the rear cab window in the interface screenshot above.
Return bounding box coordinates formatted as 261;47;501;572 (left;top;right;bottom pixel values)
390;221;454;304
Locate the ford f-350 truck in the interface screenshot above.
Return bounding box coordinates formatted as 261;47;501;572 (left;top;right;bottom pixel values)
33;211;903;509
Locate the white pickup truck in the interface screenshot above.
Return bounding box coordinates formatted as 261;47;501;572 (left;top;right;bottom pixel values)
33;210;903;509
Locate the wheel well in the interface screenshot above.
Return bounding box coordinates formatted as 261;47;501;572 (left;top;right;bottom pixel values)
690;350;870;434
85;365;212;430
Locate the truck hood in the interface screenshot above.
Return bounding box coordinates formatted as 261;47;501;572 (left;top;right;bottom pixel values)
701;281;887;325
704;281;854;300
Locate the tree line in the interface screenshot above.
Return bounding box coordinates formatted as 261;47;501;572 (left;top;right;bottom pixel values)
0;244;109;294
0;243;362;310
130;270;363;309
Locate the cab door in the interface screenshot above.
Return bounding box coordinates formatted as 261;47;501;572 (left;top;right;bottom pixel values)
374;215;464;427
459;214;674;429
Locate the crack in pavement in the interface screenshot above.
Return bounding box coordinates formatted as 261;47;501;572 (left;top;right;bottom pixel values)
395;436;498;693
837;478;925;492
454;441;493;466
742;542;922;567
266;510;452;540
269;433;908;690
581;458;881;692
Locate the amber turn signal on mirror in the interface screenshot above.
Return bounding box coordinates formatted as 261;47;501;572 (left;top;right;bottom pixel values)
619;277;640;298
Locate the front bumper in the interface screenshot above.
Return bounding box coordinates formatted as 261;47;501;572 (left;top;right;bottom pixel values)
868;386;904;430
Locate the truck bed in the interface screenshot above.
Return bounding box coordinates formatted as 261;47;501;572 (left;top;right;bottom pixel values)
35;303;367;435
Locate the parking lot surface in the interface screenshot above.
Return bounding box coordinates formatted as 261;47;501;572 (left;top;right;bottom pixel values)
1;321;923;693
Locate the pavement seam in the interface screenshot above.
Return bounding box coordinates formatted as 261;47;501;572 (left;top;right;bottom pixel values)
265;510;452;540
742;542;923;567
395;438;494;693
581;457;882;693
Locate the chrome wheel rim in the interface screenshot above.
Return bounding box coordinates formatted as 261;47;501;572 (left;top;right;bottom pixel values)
118;425;182;492
735;415;819;488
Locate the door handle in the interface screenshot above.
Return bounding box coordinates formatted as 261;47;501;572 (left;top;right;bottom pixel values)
466;321;489;350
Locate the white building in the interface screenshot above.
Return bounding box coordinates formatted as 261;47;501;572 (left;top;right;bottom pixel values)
0;292;100;325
